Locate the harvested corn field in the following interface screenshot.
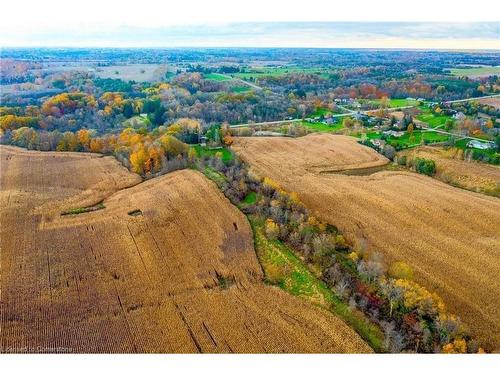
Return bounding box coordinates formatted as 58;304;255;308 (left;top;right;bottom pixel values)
231;133;388;175
232;135;500;350
0;145;370;353
400;146;500;197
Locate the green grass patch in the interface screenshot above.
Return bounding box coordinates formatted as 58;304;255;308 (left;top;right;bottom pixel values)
122;115;151;129
233;66;332;80
362;130;449;148
301;120;344;133
127;209;142;217
386;131;449;148
416;113;452;128
193;145;234;163
230;86;251;93
368;98;419;108
310;108;332;117
202;166;227;186
249;216;386;352
310;107;346;117
242;191;257;205
365;131;382;140
204;73;232;81
449;66;500;77
61;202;105;216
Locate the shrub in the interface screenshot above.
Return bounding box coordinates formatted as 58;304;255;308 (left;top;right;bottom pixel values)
414;157;436;176
396;155;407;166
388;261;414;280
265;263;289;285
265;219;280;240
442;339;467;354
383;145;396;160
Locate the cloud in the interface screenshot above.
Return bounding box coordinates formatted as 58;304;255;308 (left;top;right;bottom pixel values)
2;22;499;49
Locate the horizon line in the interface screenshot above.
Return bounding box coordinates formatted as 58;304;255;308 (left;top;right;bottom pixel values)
3;46;500;52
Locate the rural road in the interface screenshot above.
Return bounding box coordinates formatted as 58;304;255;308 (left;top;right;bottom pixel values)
230;119;302;128
229;93;500;129
220;73;263;90
235;78;263;90
336;104;356;114
229;105;424;128
442;93;500;104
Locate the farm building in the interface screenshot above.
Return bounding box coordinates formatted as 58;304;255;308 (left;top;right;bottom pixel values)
254;131;286;137
383;130;405;137
466;140;494;149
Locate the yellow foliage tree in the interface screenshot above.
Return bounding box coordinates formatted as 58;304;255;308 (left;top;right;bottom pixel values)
307;216;319;226
394;279;445;317
0;115;37;131
147;144;163;173
388;261;414;280
158;134;188;157
130;144;148;174
89;138;103;153
223;134;233;146
348;251;359;263
442;339;467;354
265;219;280;240
76;129;91;150
188;147;198;163
262;177;282;192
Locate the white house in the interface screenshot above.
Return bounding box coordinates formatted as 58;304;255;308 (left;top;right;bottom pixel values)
466;140;494;150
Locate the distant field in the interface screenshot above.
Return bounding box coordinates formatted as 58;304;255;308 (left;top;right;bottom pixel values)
476;97;500;109
367;98;419;108
94;64;167;82
203;73;232;81
233;66;331;79
232;134;500;351
449;66;500;78
301;120;344;133
0;83;47;94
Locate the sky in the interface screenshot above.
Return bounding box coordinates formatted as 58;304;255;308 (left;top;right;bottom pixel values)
1;0;499;49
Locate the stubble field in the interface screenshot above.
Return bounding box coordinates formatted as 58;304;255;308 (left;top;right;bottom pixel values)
0;145;370;353
400;146;500;197
232;134;500;350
